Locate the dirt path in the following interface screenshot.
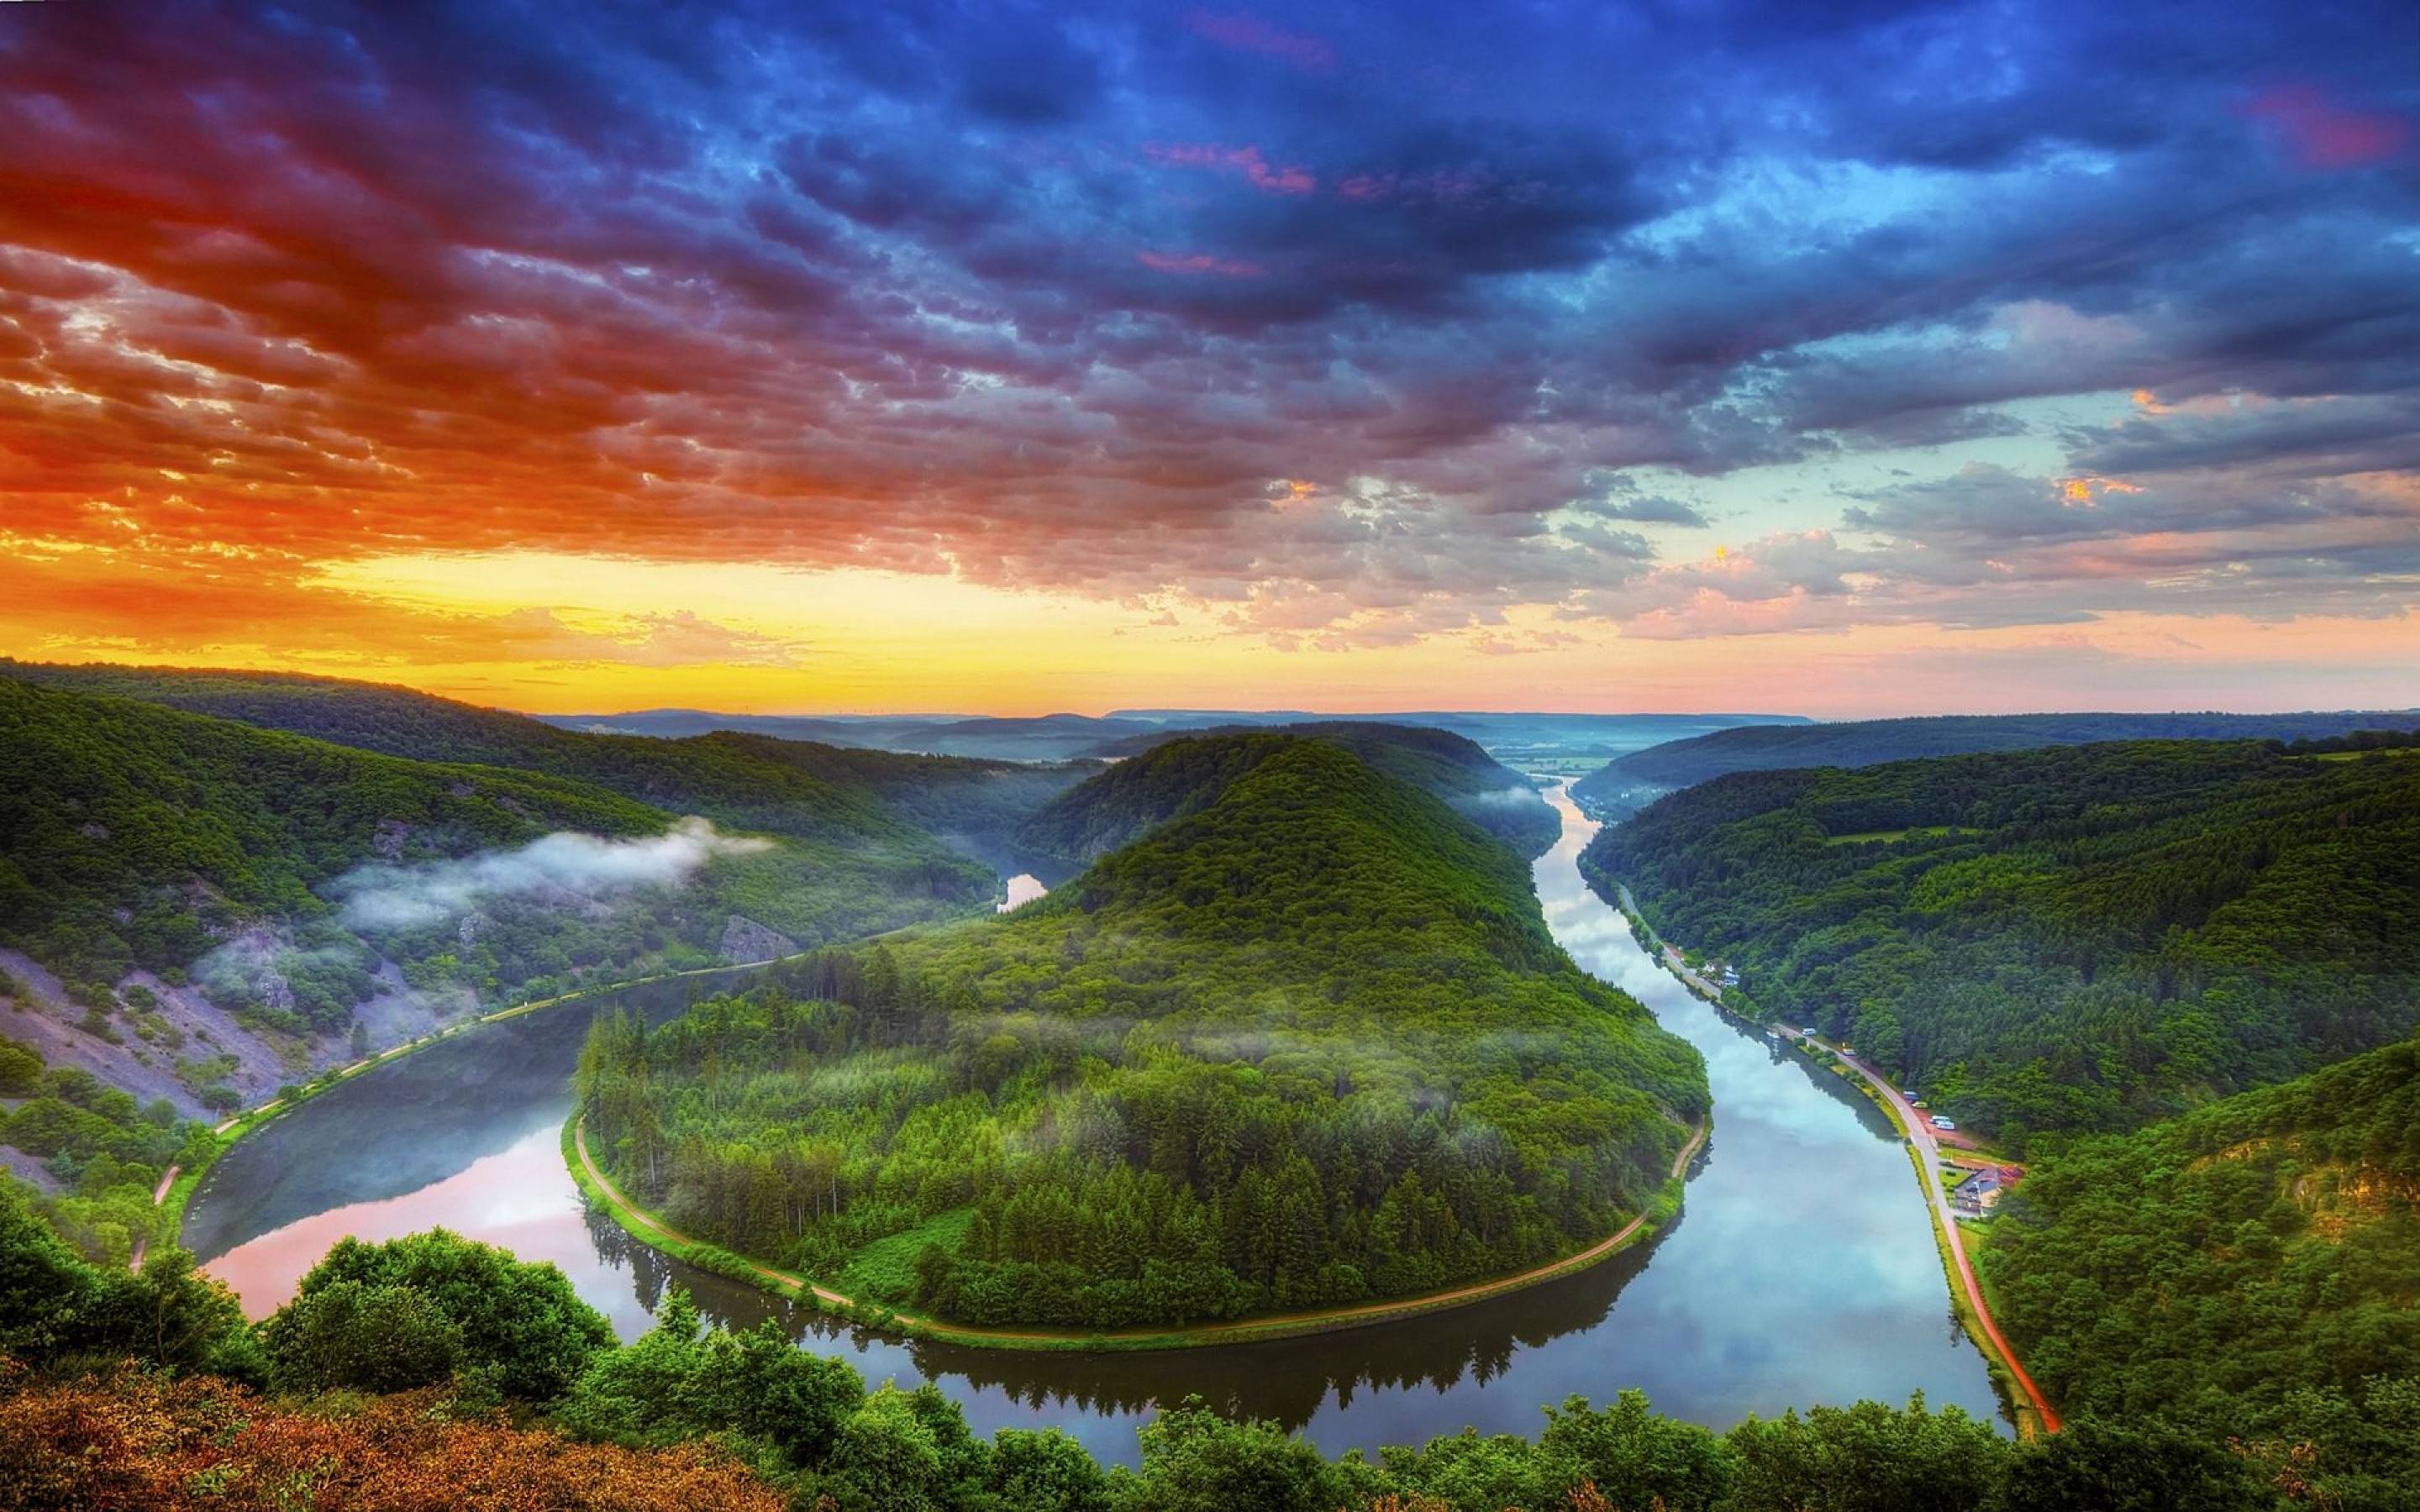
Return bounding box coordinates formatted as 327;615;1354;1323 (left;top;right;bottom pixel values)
128;1163;181;1273
1785;1032;2062;1433
575;1114;1707;1349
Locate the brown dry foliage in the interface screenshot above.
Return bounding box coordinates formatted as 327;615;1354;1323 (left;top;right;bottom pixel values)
0;1359;786;1512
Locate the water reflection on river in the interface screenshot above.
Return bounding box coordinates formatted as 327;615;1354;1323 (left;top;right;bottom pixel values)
187;786;2000;1466
996;874;1049;911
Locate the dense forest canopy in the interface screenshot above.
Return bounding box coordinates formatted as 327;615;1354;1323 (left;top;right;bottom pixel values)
1583;739;2420;1149
0;676;995;1027
1572;711;2420;819
1983;1034;2420;1509
578;736;1707;1330
1061;722;1560;857
0;659;1090;855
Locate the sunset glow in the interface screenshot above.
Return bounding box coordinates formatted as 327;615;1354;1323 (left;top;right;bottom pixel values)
2;2;2413;716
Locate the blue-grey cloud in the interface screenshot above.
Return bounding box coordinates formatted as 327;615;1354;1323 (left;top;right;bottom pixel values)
0;0;2412;646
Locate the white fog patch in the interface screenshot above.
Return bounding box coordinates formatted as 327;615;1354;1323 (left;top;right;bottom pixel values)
332;817;771;930
1465;785;1544;807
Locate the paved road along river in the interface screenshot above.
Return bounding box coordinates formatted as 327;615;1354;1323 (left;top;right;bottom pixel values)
183;785;2002;1466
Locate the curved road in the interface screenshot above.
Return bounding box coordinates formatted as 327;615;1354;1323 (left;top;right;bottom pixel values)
1780;1030;2061;1433
573;1113;1708;1349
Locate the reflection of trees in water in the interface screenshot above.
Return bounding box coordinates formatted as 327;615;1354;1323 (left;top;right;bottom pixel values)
910;1223;1672;1427
639;1215;1676;1431
232;931;1710;1432
192;967;776;1258
567;1175;1681;1428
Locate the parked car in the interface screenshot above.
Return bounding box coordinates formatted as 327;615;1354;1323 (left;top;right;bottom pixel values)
1931;1116;1957;1131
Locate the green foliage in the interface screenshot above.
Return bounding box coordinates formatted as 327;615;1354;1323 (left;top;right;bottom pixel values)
1984;1037;2420;1507
1071;723;1560;858
2;656;1076;869
0;1062;212;1267
1721;1396;2009;1512
0;674;660;1000
0;1176;260;1383
260;1278;466;1394
987;1427;1111;1512
272;1228;613;1402
580;738;1705;1330
1986;1419;2270;1512
1117;1396;1376;1512
1587;740;2420;1143
0;1036;42;1097
560;1287;865;1470
1538;1389;1734;1512
0;674;1007;1036
1573;711;2420;818
824;1383;994;1512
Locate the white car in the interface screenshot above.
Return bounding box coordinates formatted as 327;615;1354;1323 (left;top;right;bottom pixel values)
1930;1116;1957;1131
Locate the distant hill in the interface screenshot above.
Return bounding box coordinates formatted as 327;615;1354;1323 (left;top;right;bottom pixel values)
1102;710;1812;774
1022;723;1559;860
543;702;1813;773
0;676;1005;1119
1571;710;2420;817
1583;738;2420;1146
0;661;1087;857
882;713;1165;761
534;708;926;748
1985;1033;2420;1506
580;733;1707;1329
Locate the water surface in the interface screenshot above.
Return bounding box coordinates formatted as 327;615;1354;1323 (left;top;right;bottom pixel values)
189;788;2000;1464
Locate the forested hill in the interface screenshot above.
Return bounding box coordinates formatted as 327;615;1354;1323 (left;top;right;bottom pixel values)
1582;739;2420;1148
0;659;1090;852
0;675;993;1037
1571;709;2420;817
578;735;1707;1331
1983;1033;2420;1509
1019;722;1557;860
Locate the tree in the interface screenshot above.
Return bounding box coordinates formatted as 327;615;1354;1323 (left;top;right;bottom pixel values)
828;1387;947;1512
989;1427;1111;1512
0;1038;40;1097
1539;1390;1733;1512
1117;1397;1370;1512
261;1278;465;1394
276;1229;612;1401
0;1177;99;1361
1723;1396;2007;1512
1990;1420;2269;1512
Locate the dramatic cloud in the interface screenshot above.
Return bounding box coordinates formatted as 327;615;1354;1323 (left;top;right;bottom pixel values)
0;0;2413;696
333;819;770;930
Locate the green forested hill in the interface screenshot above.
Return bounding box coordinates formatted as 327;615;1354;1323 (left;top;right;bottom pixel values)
1571;710;2420;818
0;677;992;1018
0;660;1088;853
1984;1035;2420;1509
579;736;1706;1330
1021;722;1556;860
1582;740;2420;1147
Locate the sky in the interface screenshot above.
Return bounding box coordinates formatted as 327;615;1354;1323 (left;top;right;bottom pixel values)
2;0;2416;717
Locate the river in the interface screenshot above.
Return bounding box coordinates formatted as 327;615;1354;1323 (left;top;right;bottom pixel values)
184;785;2001;1465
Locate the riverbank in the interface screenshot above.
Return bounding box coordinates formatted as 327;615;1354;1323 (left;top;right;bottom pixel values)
566;1110;1708;1353
166;955;793;1253
1595;873;2056;1436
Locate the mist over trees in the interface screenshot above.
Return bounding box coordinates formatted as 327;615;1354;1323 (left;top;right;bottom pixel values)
579;737;1706;1329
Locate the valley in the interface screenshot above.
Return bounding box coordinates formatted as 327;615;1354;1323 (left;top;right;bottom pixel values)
171;781;2002;1465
